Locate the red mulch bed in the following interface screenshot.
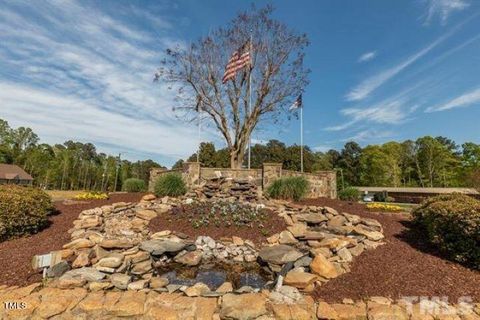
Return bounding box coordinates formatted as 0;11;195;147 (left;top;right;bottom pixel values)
298;198;480;303
0;193;144;287
149;203;286;245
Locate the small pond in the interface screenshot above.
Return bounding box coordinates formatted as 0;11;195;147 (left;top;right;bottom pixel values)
155;261;274;290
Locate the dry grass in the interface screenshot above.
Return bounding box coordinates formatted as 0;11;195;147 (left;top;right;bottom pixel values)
45;190;85;201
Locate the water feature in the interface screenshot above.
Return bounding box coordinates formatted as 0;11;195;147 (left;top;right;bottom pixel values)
155;261;274;290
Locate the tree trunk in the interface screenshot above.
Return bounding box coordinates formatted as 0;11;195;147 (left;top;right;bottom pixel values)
230;147;246;169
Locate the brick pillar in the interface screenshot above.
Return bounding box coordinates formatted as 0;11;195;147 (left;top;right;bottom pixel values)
183;162;201;187
262;163;283;190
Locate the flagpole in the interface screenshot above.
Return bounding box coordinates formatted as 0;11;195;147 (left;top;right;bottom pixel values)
197;111;201;163
300;105;304;173
247;31;253;169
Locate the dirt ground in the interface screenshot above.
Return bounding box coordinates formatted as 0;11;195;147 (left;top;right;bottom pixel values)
298;198;480;303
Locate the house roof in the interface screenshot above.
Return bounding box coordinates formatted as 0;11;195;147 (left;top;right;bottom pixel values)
0;164;33;181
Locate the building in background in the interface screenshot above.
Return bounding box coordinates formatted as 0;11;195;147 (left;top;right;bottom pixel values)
0;164;33;185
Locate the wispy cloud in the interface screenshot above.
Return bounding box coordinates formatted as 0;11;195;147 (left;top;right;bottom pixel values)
422;0;469;25
358;51;377;63
345;22;466;102
329;81;427;131
426;86;480;112
326;100;409;132
341;129;394;142
0;1;209;165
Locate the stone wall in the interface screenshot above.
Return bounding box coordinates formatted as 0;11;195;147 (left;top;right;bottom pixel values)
282;170;337;199
149;162;337;199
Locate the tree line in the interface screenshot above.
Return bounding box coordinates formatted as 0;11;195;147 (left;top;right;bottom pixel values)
174;137;480;189
0;119;163;191
2;118;479;190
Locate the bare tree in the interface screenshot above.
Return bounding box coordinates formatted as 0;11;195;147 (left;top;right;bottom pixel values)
155;6;309;168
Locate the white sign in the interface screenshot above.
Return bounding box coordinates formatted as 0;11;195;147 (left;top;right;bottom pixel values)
31;251;62;269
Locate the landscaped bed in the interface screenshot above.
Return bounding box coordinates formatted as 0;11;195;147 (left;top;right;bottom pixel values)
149;200;287;244
0;193;479;304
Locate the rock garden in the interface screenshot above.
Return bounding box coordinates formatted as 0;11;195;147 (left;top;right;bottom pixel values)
1;180;479;319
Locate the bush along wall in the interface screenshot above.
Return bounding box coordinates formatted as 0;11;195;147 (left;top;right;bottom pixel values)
266;176;309;201
154;173;187;197
338;187;360;201
0;185;53;241
412;194;480;269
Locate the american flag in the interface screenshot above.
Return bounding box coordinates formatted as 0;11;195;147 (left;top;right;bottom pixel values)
289;94;303;110
222;40;252;83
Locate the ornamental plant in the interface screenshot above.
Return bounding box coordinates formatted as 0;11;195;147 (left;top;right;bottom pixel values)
172;201;269;229
266;176;309;201
366;203;403;212
74;191;109;200
412;194;480;269
338;187;360;201
0;185;53;241
154;173;187;197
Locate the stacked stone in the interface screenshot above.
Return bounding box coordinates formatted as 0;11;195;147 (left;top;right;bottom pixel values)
3;283;479;319
257;202;385;293
46;193;385;303
48;195;267;295
198;178;259;201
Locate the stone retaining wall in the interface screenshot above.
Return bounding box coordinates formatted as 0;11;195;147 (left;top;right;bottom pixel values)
2;284;479;319
149;162;337;199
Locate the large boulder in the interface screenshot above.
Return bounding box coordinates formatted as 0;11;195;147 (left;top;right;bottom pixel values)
296;213;328;224
139;239;186;255
258;245;304;265
353;225;384;241
174;250;203;266
220;293;267;320
284;271;318;289
309;254;339;279
60;267;105;282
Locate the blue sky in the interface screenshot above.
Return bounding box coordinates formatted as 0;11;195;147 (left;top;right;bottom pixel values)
1;0;479;166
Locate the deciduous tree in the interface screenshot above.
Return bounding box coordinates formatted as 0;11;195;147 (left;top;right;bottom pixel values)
156;6;309;168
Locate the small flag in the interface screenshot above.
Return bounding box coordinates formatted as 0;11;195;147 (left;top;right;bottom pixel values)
222;40;252;83
289;94;303;110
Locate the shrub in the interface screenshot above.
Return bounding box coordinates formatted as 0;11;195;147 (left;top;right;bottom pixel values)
123;178;146;192
266;176;309;201
154;173;187;197
74;191;109;200
412;194;480;269
338;187;360;201
366;203;403;212
0;185;53;241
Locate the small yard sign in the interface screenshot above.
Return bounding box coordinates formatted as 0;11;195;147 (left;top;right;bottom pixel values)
31;251;62;270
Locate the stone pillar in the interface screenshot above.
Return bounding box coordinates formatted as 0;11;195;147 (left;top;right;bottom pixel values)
148;167;167;192
183;162;201;187
262;163;283;190
328;171;337;199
